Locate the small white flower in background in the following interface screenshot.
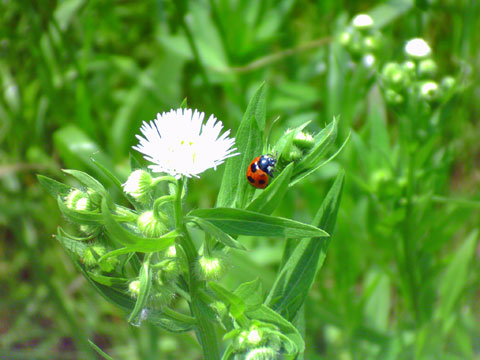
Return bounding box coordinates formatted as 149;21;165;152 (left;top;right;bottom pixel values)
352;14;374;29
405;38;431;58
362;54;376;68
134;108;238;178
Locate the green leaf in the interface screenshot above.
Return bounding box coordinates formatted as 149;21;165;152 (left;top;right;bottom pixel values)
189;216;247;250
209;282;246;323
91;158;124;191
187;207;329;238
62;169;108;197
88;339;116;360
437;230;478;322
246;163;294;215
292;118;338;177
127;258;152;323
102;198;177;251
56;231;88;257
53;124;115;184
266;170;345;321
37;174;74;198
217;83;266;208
233;278;264;312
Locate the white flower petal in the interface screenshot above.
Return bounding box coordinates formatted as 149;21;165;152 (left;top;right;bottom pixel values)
133;108;238;178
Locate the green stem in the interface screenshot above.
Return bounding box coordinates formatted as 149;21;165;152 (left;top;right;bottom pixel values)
173;177;220;359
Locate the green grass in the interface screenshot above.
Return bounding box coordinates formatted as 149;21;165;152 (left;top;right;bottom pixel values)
1;0;479;359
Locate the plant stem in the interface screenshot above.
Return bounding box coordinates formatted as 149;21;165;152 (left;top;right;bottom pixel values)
173;177;220;359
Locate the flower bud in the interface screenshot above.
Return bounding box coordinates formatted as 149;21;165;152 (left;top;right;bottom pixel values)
352;14;373;30
195;254;227;281
419;81;439;102
87;190;102;209
382;63;407;88
418;59;437;78
338;31;352;46
293;131;315;150
82;248;97;268
152;284;175;306
363;36;379;52
137;210;168;238
246;327;264;347
441;76;455;91
384;89;404;105
65;189;91;211
128;280;141;298
245;347;278;360
156;260;179;283
123;170;153;202
405;38;431;59
401;61;416;79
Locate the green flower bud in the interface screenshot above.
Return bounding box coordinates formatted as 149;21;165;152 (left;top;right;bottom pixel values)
338;31;352;46
440;76;455;91
292;131;314;150
87;190;102;209
82;248;97;268
128;280;140;298
137;210;168;238
156;260;179;283
401;61;416;79
363;36;379;52
196;254;227;281
384;89;404;105
352;14;373;30
245;347;278;360
418;59;437;78
419;81;439;102
246;327;265;347
65;189;91;211
164;245;177;258
382;63;407;89
152;284;175;306
123;170;153;202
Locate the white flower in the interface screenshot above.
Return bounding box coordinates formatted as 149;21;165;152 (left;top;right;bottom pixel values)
133;108;238;178
405;38;431;58
352;14;373;29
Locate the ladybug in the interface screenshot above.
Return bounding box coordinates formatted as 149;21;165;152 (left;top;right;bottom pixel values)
246;155;277;189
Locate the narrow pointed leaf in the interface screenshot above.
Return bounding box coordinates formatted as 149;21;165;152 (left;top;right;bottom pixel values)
189;216;247;250
38;175;73;198
217;83;265;208
266;170;345;320
127;259;153;323
188;207;328;238
247;163;294;214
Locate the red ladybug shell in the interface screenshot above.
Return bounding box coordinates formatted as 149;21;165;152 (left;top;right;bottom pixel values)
246;156;269;189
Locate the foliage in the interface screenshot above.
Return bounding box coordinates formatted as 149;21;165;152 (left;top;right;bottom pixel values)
1;0;479;359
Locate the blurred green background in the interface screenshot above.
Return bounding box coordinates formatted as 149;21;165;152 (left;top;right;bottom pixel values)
1;0;479;359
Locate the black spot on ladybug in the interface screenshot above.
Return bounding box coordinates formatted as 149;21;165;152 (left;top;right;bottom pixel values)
259;179;266;185
250;163;257;173
247;176;255;183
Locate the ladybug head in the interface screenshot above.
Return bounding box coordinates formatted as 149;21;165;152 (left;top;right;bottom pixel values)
258;155;277;176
